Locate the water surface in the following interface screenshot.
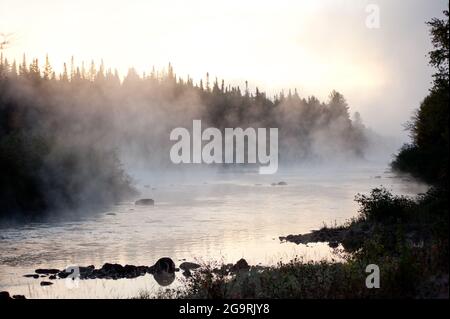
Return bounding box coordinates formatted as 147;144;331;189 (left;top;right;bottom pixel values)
0;163;427;298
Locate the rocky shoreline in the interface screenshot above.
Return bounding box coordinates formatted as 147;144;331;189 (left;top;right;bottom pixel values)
0;257;253;299
279;227;347;248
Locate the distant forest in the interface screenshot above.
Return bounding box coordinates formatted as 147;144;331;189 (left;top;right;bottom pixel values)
0;54;369;217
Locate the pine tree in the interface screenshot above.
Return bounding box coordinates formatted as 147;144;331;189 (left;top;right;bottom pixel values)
29;58;40;80
62;62;69;82
81;61;87;80
70;56;75;81
89;60;96;82
19;54;27;76
43;54;53;80
10;60;17;77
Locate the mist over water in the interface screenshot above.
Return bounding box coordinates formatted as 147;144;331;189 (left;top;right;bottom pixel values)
0;161;428;298
0;55;428;299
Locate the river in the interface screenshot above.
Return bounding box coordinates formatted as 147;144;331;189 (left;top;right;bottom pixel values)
0;162;427;298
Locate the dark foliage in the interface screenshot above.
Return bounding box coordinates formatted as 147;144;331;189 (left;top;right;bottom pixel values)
393;8;449;185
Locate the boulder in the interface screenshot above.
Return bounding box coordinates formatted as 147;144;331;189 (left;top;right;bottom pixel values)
150;257;175;273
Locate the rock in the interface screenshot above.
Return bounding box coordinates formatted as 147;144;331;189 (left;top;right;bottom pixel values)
153;269;176;286
95;263;149;279
12;295;26;299
40;281;53;286
231;258;250;272
182;269;192;277
135;198;154;206
79;265;95;278
100;263;124;279
57;270;70;279
35;268;60;275
179;262;201;271
123;265;139;278
277;181;287;186
150;257;175;274
35;262;153;281
24;274;39;279
148;258;176;286
106;213;116;216
0;291;12;300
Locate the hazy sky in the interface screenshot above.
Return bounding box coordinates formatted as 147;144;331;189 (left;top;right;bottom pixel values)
0;0;447;139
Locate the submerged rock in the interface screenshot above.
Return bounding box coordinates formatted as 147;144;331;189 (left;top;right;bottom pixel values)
35;268;60;275
271;181;288;186
179;262;201;271
40;281;53;286
135;198;154;206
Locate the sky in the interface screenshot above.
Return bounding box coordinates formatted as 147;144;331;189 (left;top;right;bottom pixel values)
0;0;447;139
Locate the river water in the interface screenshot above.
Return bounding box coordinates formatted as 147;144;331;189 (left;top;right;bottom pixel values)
0;162;427;298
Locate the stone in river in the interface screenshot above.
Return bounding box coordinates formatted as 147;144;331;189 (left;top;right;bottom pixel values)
150;257;175;273
40;281;53;286
135;198;155;206
179;262;201;271
35;268;60;275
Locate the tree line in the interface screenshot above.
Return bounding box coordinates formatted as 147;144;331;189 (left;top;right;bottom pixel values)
0;51;369;217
